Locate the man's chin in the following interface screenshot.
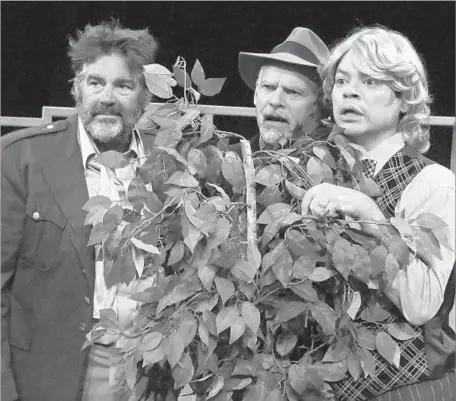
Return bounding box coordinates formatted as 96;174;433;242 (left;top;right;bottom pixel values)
87;120;125;143
260;128;288;145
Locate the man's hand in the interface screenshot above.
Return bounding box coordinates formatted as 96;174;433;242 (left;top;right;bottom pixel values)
301;183;385;221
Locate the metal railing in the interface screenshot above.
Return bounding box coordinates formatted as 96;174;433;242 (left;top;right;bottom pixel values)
2;105;455;174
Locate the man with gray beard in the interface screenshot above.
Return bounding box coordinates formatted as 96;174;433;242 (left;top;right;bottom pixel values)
237;27;331;150
1;20;176;401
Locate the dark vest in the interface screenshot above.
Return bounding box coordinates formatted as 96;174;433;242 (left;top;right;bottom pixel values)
332;148;455;401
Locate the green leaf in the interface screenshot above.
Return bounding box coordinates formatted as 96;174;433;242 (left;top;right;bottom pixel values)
387;322;418;341
168;241;185;265
290;281;319;302
199;77;226;96
240;302;260;335
285;180;306;199
225;377;252;391
142;346;165;367
87;223;110;246
198;322;210;348
288;361;324;395
140;332;163;351
359;178;383;197
131;237;161;254
202;145;223;184
387;235;409;266
198;264;216;291
308;266;336;282
285;229;317;258
216;306;239;335
221;151;245;194
332;238;355;280
257;185;282;207
144;66;174;98
105;247;137;287
103;204;123;232
415;212;448;230
164;331;185;368
390;217;413;237
157;279;202;314
94;150;130;169
191;59;205;86
165;171;199;187
154;127;182;148
307;156;333;184
172;352;194;389
207;375;224;399
311;302;336;335
376;332;400;368
346;291;361;319
415;229;442;264
182;214;202;253
192;293;219;313
359;303;391;323
188;148;208;177
369;245;389;278
314;360;348;382
247;243;261;270
292;256;316;279
242;380;270;400
231;260;257;282
276;330;298;356
358;348;375;377
177;308;198;347
156;146;189;167
313;146;337;169
255;165;287;186
82;195;112;212
262;240;286;273
356;326;376;350
203;310;218;336
229;315;245;344
347;351;362;381
272;248;293;288
274;301;308;324
323;339;350;362
384;253;400;287
215;276;235;305
173;65;192;88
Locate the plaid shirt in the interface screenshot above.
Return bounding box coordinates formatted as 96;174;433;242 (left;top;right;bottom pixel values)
332;148;454;401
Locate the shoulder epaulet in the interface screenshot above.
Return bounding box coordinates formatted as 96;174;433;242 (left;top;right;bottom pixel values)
1;119;68;148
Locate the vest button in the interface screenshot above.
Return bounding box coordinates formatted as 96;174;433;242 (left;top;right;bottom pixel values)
78;322;89;332
32;212;40;220
84;296;91;305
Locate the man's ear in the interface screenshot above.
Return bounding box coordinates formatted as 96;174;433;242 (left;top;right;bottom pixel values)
253;90;258;107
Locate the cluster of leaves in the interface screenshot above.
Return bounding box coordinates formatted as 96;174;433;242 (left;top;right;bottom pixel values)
82;58;453;401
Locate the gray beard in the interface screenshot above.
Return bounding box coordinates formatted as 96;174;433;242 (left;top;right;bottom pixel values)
259;122;296;145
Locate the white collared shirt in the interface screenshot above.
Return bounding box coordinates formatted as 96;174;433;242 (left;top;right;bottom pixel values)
355;133;455;325
78;118;154;327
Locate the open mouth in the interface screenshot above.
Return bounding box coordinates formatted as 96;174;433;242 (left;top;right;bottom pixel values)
340;106;363;117
265;115;288;123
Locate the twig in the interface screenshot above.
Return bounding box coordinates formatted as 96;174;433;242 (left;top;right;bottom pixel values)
240;139;257;246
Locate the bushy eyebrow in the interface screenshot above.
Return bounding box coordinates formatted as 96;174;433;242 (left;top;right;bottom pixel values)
86;74;136;86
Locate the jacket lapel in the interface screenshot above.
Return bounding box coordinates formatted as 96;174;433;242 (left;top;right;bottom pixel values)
41;115;95;291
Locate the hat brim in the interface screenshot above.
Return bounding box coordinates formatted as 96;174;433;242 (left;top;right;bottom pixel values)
239;51;319;91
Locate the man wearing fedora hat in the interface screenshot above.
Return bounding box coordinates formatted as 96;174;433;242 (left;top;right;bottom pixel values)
238;27;331;150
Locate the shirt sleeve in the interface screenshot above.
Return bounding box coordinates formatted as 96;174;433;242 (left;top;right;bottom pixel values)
383;164;455;326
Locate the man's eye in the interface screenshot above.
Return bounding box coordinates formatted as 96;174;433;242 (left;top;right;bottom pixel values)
335;78;346;85
119;84;132;90
365;78;376;86
89;81;100;87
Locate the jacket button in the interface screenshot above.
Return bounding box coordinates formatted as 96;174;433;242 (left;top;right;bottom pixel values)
84;296;91;305
78;322;89;332
32;212;40;220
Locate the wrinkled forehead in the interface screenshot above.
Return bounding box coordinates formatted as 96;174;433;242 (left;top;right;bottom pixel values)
79;53;143;82
259;64;319;91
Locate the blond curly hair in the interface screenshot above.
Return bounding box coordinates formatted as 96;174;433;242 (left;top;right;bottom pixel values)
321;25;432;153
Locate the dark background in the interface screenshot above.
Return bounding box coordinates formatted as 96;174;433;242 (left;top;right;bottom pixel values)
1;1;455;166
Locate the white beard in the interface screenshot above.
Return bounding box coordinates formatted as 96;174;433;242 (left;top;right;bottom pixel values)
87;118;124;143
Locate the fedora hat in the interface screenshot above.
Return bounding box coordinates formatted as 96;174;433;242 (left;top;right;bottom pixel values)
239;27;329;90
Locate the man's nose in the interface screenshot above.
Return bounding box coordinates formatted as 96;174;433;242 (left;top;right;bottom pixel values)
268;88;285;106
342;84;360;100
100;85;116;105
